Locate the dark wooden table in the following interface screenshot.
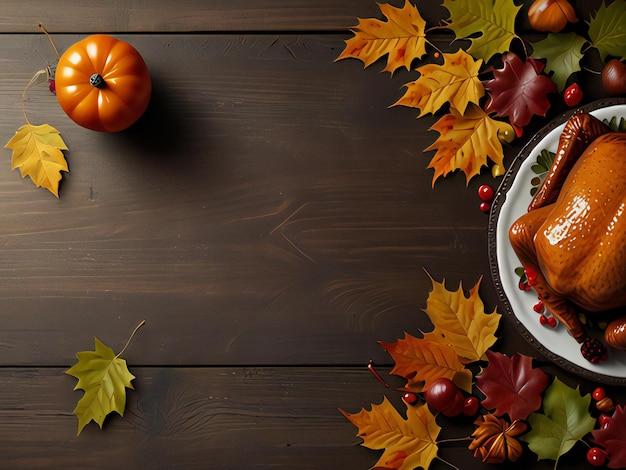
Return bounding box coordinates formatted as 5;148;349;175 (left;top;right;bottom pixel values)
1;1;624;468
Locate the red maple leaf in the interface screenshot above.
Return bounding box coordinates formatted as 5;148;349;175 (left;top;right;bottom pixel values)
484;52;556;136
591;405;626;469
476;350;549;421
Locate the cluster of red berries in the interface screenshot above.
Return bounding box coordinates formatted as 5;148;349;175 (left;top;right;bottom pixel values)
581;337;609;364
519;268;608;363
517;268;559;328
478;184;495;213
402;377;479;418
518;277;532;292
586;387;615;467
532;299;558;328
368;360;479;418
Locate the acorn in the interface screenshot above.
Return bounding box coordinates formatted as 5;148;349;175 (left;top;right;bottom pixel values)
596;397;615;413
602;59;626;96
604;316;626;350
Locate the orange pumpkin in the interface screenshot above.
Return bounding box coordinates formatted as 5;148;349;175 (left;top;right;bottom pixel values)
55;34;151;132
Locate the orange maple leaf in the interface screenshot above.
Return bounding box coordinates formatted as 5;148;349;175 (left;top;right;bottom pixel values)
421;273;501;363
380;333;473;393
425;103;514;186
393;49;484;116
335;0;427;73
469;414;527;464
340;397;440;470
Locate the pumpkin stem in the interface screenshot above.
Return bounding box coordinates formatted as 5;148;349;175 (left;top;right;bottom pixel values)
89;73;106;89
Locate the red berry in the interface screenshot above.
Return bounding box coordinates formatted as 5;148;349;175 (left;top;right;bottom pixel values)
479;201;491;213
463;396;479;416
478;184;495;202
587;447;607;467
525;267;538;286
564;83;583;107
539;314;548;326
547;316;557;328
48;79;56;94
402;392;418;405
518;279;529;291
533;300;544;313
593;387;606;401
598;413;611;429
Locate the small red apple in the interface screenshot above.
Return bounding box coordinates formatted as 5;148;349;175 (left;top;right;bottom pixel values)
424;378;464;417
602;59;626;96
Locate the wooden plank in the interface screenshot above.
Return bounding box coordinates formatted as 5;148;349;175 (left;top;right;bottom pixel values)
0;366;617;469
0;0;605;33
0;0;447;33
0;33;512;366
0;367;396;469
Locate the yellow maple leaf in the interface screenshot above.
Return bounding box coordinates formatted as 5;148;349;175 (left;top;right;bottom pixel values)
66;337;136;435
380;333;473;393
425;103;514;186
65;321;144;435
335;0;427;73
393;49;484;116
340;397;440;470
422;273;501;363
5;123;69;197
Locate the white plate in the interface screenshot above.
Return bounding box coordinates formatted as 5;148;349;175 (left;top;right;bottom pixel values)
489;99;626;385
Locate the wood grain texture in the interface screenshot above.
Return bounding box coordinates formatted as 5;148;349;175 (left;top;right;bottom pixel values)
0;0;606;33
0;34;498;366
0;367;381;469
0;366;610;470
0;0;448;33
1;1;624;469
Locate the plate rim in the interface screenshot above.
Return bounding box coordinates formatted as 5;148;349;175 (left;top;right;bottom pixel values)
488;97;626;386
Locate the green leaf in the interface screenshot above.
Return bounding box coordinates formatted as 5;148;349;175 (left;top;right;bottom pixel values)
604;116;626;132
522;378;596;464
537;149;555;171
588;0;626;61
66;337;136;435
531;33;587;91
442;0;521;62
530;164;545;174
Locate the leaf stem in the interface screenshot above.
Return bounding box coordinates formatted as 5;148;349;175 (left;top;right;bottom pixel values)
367;360;391;388
437;437;472;445
435;456;460;470
20;70;47;125
18;24;60;127
39;23;60;58
116;320;146;358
